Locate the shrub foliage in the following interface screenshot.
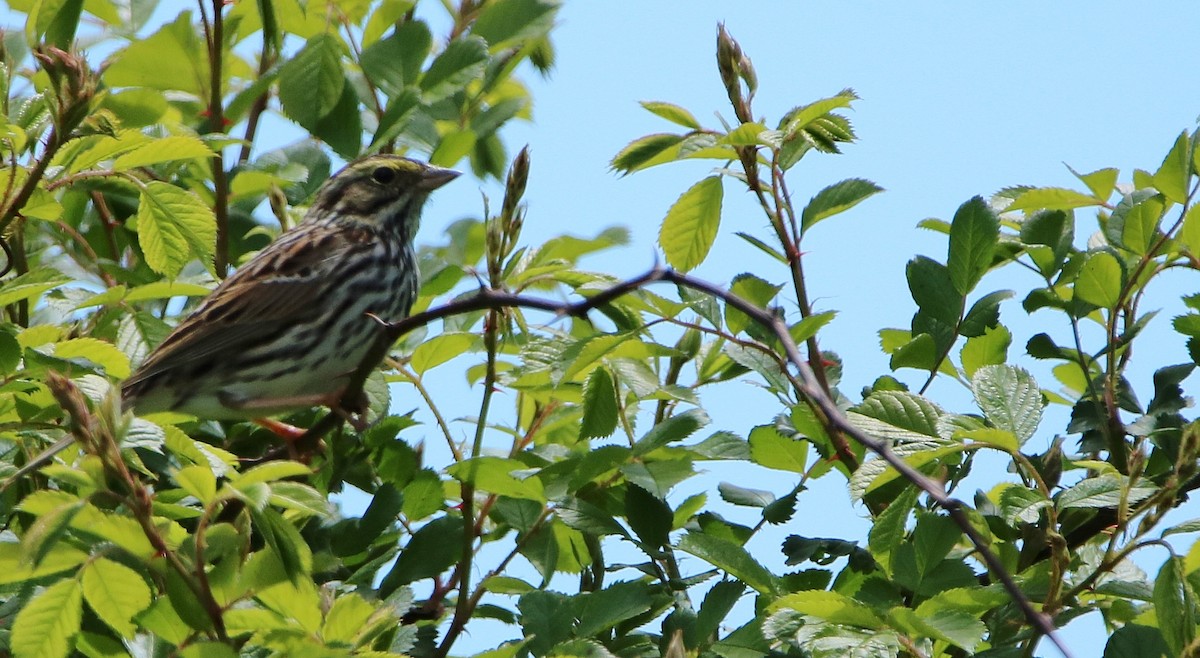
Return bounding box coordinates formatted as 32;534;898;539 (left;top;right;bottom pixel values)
0;3;1198;657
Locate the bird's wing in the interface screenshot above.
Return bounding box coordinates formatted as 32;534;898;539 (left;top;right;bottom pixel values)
122;225;375;391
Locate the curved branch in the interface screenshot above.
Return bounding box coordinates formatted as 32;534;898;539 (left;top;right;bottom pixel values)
294;265;1070;657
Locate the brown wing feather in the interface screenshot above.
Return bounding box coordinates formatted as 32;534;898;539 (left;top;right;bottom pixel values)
122;224;370;393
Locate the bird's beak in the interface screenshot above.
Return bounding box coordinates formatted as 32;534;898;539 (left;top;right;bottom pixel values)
418;166;461;191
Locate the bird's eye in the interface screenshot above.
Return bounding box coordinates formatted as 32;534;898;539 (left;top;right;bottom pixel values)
371;166;396;184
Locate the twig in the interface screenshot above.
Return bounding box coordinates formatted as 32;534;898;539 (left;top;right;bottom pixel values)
298;266;1071;658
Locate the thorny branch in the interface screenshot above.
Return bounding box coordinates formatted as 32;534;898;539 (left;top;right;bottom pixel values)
297;265;1072;658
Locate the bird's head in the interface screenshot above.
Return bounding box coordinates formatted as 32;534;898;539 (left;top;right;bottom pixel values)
308;155;460;235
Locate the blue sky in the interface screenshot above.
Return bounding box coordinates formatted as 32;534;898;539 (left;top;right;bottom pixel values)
420;3;1200;655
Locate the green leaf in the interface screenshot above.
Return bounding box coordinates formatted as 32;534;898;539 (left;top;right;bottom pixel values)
379;516;465;594
619;459;694;498
748;425;808;473
312;82;364;159
579;366;618;439
971;365;1042;445
1153;131;1192;205
0;268;68;307
321;593;375;644
31;0;83;48
718;482;775;508
403;469;446;520
1180;203;1200;256
1074;251;1123;308
1153;557;1192;657
735;231;788;264
410;332;477;375
472;0;559;49
1068;165;1119;201
658;177;723;272
868;485;917;574
960;324;1011;378
575;580;653;637
625;484;673;548
610;133;686;173
998;484;1050;524
11;578;83;658
946;196;999;295
633;408;709;456
175;465;217;505
906;256;962;326
768;590;884;629
51;337;131;378
557;497;630;538
959;290;1013;337
251;508;311;581
81;558;152;639
448;457;545;501
420;36;489;102
1105;625;1172;658
278;33;345;131
361;21;431;94
855;390;942;437
136;181;217;279
677;532;780;596
889;332;938;371
105;13;207;94
0;329;19;374
236;460;312;486
1107;190;1164;255
1057;474;1157;510
640;101;701;129
112;135;212;171
724;273;782;335
800;178;883;233
1006;187;1100;212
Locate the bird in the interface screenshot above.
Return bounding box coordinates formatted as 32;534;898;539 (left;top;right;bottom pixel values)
4;155;459;486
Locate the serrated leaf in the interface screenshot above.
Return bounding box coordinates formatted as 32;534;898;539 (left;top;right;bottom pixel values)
610;133;685;173
420;36;489;102
448;457;545;501
1006;187;1100;212
906;256;962;326
633;408;709;456
410;332;476;375
579;367;618;439
800;178;882;233
718;482;775;508
725;273;782;335
136;181;217;279
1153;131;1192;205
640;101;700;129
1068;165;1118;201
960;324;1011;378
748;425;808;473
50;338;131;379
678;532;780;596
658;177;723;272
1108;191;1164;255
11;579;83;658
971;365;1042;445
1074;251;1122;308
174;465;217;504
1057;474;1157;509
946;196;999;295
0;268;68;307
104;14;207;95
768;590;884;629
81;558;152;639
278;33;345;130
112;135;212;171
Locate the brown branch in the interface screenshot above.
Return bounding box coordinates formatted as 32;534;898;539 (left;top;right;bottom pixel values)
292;266;1070;657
